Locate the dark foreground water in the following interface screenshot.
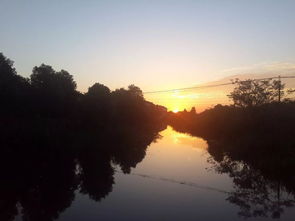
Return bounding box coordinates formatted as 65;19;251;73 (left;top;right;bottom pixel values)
10;127;295;221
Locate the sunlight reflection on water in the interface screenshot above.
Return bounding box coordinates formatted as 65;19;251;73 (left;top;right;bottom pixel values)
58;127;295;221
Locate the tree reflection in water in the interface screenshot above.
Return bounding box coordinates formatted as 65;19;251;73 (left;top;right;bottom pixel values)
0;122;164;221
207;133;295;219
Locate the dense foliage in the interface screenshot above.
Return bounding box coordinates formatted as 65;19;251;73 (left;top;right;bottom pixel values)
0;52;167;130
0;52;167;220
228;78;286;107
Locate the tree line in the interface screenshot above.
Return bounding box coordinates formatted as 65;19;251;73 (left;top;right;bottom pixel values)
0;52;168;220
169;77;295;139
0;52;167;129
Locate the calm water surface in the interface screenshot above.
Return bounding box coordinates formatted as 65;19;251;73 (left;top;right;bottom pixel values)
15;127;295;221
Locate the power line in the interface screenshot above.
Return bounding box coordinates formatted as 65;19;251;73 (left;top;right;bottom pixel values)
143;75;295;94
280;76;295;79
116;170;229;194
144;82;234;94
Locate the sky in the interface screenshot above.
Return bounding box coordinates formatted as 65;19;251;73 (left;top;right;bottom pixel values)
1;0;295;110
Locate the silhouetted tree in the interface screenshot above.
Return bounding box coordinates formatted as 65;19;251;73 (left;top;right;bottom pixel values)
128;84;143;97
111;85;146;124
86;82;110;97
80;83;111;128
190;107;196;114
0;52;167;126
0;53;30;115
228;79;284;107
30;64;78;117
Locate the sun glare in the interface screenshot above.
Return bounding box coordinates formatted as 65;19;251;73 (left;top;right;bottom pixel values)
172;109;179;113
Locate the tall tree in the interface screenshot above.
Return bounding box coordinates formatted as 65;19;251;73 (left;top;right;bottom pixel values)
228;79;284;107
30;64;77;116
0;53;29;114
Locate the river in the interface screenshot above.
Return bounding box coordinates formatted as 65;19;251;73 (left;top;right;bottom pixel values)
32;126;294;221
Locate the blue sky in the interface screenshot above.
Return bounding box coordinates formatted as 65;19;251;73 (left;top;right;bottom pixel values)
1;0;295;92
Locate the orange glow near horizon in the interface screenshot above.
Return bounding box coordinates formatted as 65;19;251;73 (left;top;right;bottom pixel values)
144;87;232;112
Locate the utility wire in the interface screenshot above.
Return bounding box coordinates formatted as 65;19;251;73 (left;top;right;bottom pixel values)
144;82;234;94
143;76;295;94
116;170;229;194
